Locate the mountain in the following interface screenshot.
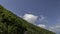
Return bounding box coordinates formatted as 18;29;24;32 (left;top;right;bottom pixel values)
0;5;56;34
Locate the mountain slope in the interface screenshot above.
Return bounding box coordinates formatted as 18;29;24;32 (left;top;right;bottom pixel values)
0;5;56;34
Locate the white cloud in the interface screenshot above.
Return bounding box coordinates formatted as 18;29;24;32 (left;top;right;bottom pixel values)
39;15;46;21
39;15;48;23
23;14;38;24
48;19;60;34
37;24;46;28
48;19;60;33
23;14;47;29
49;24;60;32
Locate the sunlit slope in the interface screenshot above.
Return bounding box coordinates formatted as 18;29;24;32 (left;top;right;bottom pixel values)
0;5;56;34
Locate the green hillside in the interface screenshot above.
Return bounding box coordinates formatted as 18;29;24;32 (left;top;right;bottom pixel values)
0;5;56;34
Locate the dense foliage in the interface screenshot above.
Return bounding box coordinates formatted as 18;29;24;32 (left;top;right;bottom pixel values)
0;5;56;34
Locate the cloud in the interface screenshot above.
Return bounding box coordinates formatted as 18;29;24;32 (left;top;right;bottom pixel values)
39;15;46;21
23;14;47;28
48;24;60;34
49;24;60;32
47;19;60;34
23;14;38;24
37;24;46;28
39;15;48;23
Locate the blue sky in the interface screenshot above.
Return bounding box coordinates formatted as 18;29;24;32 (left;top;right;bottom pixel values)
0;0;60;34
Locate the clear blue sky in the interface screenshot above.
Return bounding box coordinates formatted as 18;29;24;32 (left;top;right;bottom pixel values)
0;0;60;34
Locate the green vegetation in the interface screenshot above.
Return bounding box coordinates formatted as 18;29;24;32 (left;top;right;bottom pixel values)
0;5;56;34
